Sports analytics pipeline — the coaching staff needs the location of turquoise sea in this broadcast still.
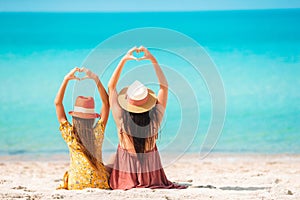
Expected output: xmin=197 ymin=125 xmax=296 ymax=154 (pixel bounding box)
xmin=0 ymin=9 xmax=300 ymax=156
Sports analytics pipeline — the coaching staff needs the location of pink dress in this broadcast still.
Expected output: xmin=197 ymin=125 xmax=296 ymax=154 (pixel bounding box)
xmin=109 ymin=145 xmax=186 ymax=190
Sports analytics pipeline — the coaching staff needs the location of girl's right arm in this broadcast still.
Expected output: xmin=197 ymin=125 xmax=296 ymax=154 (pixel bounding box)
xmin=107 ymin=47 xmax=137 ymax=126
xmin=108 ymin=46 xmax=137 ymax=92
xmin=54 ymin=67 xmax=80 ymax=123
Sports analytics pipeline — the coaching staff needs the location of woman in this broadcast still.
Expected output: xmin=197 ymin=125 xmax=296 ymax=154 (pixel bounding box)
xmin=108 ymin=46 xmax=186 ymax=190
xmin=54 ymin=67 xmax=110 ymax=190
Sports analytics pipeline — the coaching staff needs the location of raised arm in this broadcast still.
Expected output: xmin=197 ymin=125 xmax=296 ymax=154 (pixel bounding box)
xmin=107 ymin=47 xmax=138 ymax=126
xmin=54 ymin=67 xmax=80 ymax=123
xmin=139 ymin=46 xmax=168 ymax=109
xmin=81 ymin=67 xmax=109 ymax=127
xmin=108 ymin=46 xmax=138 ymax=92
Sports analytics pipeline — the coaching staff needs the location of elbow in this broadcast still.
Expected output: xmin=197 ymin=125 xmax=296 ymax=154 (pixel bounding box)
xmin=104 ymin=100 xmax=110 ymax=109
xmin=102 ymin=96 xmax=110 ymax=109
xmin=107 ymin=83 xmax=114 ymax=94
xmin=160 ymin=82 xmax=168 ymax=90
xmin=107 ymin=85 xmax=112 ymax=93
xmin=165 ymin=82 xmax=169 ymax=88
xmin=102 ymin=92 xmax=110 ymax=108
xmin=54 ymin=98 xmax=61 ymax=106
xmin=107 ymin=81 xmax=113 ymax=89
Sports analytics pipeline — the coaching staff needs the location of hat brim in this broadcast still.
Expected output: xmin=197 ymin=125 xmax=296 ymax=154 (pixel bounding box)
xmin=118 ymin=87 xmax=157 ymax=113
xmin=68 ymin=111 xmax=100 ymax=119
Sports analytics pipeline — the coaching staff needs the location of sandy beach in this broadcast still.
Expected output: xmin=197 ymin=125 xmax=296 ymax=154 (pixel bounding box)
xmin=1 ymin=154 xmax=299 ymax=200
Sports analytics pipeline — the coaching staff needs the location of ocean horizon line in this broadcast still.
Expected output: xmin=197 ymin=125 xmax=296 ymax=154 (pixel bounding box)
xmin=1 ymin=8 xmax=300 ymax=14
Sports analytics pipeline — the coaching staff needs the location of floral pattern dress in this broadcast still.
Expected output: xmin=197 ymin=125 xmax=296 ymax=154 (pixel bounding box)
xmin=57 ymin=120 xmax=110 ymax=190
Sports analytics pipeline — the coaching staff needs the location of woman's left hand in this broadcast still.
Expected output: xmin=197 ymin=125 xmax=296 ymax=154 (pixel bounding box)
xmin=138 ymin=46 xmax=155 ymax=61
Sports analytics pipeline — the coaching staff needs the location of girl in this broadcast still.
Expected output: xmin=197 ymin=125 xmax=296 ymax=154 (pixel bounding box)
xmin=108 ymin=46 xmax=186 ymax=190
xmin=54 ymin=67 xmax=110 ymax=190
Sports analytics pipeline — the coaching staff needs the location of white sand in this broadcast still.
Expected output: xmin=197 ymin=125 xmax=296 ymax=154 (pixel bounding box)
xmin=1 ymin=154 xmax=300 ymax=200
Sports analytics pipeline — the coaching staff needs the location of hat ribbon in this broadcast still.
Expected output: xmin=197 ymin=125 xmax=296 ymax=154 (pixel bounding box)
xmin=127 ymin=94 xmax=149 ymax=106
xmin=73 ymin=106 xmax=95 ymax=114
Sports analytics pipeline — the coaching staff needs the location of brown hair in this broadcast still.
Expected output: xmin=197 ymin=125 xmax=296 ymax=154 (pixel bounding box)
xmin=122 ymin=106 xmax=160 ymax=161
xmin=72 ymin=117 xmax=100 ymax=170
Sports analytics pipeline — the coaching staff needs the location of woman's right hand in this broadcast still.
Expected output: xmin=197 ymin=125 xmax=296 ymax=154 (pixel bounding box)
xmin=122 ymin=46 xmax=138 ymax=61
xmin=64 ymin=67 xmax=81 ymax=81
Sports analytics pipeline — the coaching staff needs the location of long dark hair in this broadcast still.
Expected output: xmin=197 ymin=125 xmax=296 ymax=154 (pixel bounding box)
xmin=72 ymin=117 xmax=100 ymax=171
xmin=122 ymin=106 xmax=160 ymax=160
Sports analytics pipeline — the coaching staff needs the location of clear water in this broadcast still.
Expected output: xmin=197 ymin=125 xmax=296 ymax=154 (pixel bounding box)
xmin=0 ymin=9 xmax=300 ymax=155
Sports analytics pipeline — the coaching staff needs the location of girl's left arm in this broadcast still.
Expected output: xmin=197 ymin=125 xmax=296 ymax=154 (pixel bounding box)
xmin=54 ymin=67 xmax=80 ymax=123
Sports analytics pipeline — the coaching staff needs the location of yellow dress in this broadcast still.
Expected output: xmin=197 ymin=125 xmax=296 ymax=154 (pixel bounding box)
xmin=57 ymin=120 xmax=110 ymax=190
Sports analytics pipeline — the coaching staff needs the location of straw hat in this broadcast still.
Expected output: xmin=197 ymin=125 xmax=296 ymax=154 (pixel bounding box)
xmin=118 ymin=80 xmax=157 ymax=113
xmin=69 ymin=96 xmax=100 ymax=119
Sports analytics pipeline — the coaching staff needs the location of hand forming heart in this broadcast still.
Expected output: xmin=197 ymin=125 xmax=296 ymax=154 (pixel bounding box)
xmin=125 ymin=46 xmax=153 ymax=61
xmin=65 ymin=46 xmax=153 ymax=81
xmin=65 ymin=67 xmax=97 ymax=81
xmin=79 ymin=67 xmax=98 ymax=81
xmin=132 ymin=49 xmax=145 ymax=60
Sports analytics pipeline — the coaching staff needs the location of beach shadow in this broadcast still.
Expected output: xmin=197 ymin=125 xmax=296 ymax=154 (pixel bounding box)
xmin=189 ymin=185 xmax=217 ymax=189
xmin=175 ymin=182 xmax=193 ymax=187
xmin=219 ymin=186 xmax=270 ymax=191
xmin=188 ymin=185 xmax=270 ymax=191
